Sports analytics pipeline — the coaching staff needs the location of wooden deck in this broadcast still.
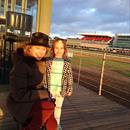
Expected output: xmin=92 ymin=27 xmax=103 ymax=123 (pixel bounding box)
xmin=0 ymin=83 xmax=130 ymax=130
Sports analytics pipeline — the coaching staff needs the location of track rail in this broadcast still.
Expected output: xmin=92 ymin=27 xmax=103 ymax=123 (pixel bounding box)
xmin=73 ymin=69 xmax=130 ymax=108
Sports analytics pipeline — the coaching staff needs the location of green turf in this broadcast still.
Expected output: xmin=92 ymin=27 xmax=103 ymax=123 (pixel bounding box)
xmin=71 ymin=56 xmax=102 ymax=68
xmin=71 ymin=55 xmax=130 ymax=78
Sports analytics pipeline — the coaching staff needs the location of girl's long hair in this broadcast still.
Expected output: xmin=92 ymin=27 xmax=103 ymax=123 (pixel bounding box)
xmin=51 ymin=38 xmax=67 ymax=59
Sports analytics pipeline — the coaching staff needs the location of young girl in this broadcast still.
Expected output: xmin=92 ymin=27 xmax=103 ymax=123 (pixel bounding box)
xmin=46 ymin=39 xmax=73 ymax=130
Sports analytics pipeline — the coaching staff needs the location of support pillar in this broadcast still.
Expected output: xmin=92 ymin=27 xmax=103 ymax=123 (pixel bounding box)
xmin=11 ymin=0 xmax=16 ymax=12
xmin=22 ymin=0 xmax=27 ymax=13
xmin=0 ymin=0 xmax=1 ymax=15
xmin=36 ymin=0 xmax=52 ymax=35
xmin=4 ymin=0 xmax=8 ymax=17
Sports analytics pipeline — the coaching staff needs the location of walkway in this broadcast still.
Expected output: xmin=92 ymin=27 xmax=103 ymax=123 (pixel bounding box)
xmin=0 ymin=83 xmax=130 ymax=130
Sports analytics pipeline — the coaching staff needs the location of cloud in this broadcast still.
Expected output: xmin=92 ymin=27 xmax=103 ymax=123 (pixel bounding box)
xmin=50 ymin=0 xmax=130 ymax=38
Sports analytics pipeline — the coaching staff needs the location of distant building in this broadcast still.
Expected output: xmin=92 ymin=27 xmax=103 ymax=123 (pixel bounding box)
xmin=0 ymin=0 xmax=36 ymax=34
xmin=67 ymin=33 xmax=130 ymax=51
xmin=80 ymin=33 xmax=113 ymax=49
xmin=66 ymin=33 xmax=113 ymax=50
xmin=112 ymin=34 xmax=130 ymax=49
xmin=80 ymin=33 xmax=113 ymax=44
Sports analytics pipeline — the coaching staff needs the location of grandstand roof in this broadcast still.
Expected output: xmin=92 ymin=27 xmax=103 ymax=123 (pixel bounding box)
xmin=79 ymin=33 xmax=113 ymax=37
xmin=80 ymin=33 xmax=113 ymax=43
xmin=115 ymin=34 xmax=130 ymax=36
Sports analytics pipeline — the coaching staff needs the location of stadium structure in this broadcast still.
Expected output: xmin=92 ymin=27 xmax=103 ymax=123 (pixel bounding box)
xmin=80 ymin=33 xmax=113 ymax=49
xmin=106 ymin=34 xmax=130 ymax=55
xmin=111 ymin=34 xmax=130 ymax=49
xmin=66 ymin=33 xmax=130 ymax=55
xmin=66 ymin=33 xmax=113 ymax=50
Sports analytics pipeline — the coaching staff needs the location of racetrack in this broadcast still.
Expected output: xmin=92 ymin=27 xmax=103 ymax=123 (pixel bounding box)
xmin=71 ymin=50 xmax=130 ymax=108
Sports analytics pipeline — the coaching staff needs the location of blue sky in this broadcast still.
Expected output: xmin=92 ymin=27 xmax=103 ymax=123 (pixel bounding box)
xmin=50 ymin=0 xmax=130 ymax=38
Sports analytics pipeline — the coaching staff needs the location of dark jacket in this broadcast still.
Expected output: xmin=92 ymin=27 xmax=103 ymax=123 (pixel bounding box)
xmin=6 ymin=48 xmax=48 ymax=124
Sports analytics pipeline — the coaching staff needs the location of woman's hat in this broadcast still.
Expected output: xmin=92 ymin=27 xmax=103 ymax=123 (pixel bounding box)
xmin=29 ymin=32 xmax=50 ymax=48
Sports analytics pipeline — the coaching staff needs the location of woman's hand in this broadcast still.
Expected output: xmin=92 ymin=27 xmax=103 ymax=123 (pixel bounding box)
xmin=31 ymin=89 xmax=49 ymax=100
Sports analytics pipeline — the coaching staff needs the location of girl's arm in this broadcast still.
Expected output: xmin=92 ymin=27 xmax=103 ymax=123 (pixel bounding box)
xmin=66 ymin=63 xmax=73 ymax=96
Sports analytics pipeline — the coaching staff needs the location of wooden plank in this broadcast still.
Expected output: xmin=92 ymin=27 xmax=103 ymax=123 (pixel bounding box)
xmin=0 ymin=83 xmax=130 ymax=130
xmin=61 ymin=84 xmax=130 ymax=130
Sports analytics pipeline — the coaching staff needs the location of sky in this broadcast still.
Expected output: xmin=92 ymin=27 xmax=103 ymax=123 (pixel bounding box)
xmin=50 ymin=0 xmax=130 ymax=38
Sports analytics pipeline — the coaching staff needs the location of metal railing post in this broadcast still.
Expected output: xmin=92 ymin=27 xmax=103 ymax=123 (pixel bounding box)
xmin=77 ymin=41 xmax=82 ymax=87
xmin=99 ymin=51 xmax=106 ymax=95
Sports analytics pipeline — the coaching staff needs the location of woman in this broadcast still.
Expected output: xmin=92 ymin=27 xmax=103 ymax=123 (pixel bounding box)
xmin=6 ymin=32 xmax=57 ymax=130
xmin=45 ymin=39 xmax=73 ymax=130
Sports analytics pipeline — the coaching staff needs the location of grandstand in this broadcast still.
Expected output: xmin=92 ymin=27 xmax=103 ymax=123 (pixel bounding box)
xmin=112 ymin=34 xmax=130 ymax=49
xmin=66 ymin=33 xmax=113 ymax=50
xmin=66 ymin=33 xmax=130 ymax=54
xmin=80 ymin=33 xmax=113 ymax=50
xmin=80 ymin=33 xmax=112 ymax=44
